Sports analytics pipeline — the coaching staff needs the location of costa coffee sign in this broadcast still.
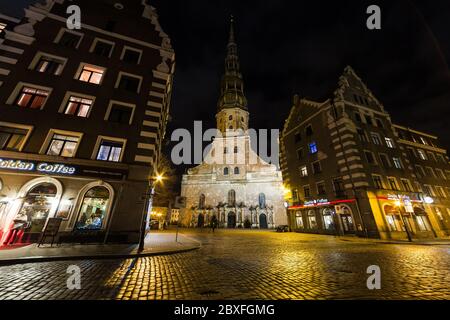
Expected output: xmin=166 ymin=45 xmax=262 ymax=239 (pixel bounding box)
xmin=0 ymin=158 xmax=76 ymax=175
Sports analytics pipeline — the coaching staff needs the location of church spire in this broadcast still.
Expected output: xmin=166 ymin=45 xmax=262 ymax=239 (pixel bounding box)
xmin=217 ymin=16 xmax=248 ymax=112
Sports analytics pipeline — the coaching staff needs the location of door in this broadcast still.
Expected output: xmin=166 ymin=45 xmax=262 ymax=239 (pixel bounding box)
xmin=227 ymin=212 xmax=236 ymax=228
xmin=197 ymin=214 xmax=204 ymax=228
xmin=340 ymin=214 xmax=355 ymax=234
xmin=259 ymin=213 xmax=268 ymax=229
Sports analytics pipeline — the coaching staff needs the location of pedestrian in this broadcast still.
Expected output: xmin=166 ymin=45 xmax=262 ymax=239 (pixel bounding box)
xmin=211 ymin=215 xmax=218 ymax=233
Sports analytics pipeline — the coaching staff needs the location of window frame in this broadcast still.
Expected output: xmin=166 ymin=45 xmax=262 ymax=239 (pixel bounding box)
xmin=104 ymin=100 xmax=136 ymax=125
xmin=115 ymin=71 xmax=143 ymax=93
xmin=372 ymin=175 xmax=384 ymax=189
xmin=89 ymin=38 xmax=115 ymax=58
xmin=28 ymin=52 xmax=68 ymax=76
xmin=54 ymin=28 xmax=84 ymax=49
xmin=40 ymin=129 xmax=83 ymax=158
xmin=58 ymin=91 xmax=96 ymax=118
xmin=120 ymin=46 xmax=143 ymax=64
xmin=75 ymin=63 xmax=106 ymax=85
xmin=0 ymin=121 xmax=33 ymax=152
xmin=300 ymin=165 xmax=308 ymax=177
xmin=92 ymin=136 xmax=127 ymax=163
xmin=7 ymin=82 xmax=52 ymax=110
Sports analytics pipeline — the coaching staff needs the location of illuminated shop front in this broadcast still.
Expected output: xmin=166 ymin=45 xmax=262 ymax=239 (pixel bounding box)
xmin=0 ymin=156 xmax=127 ymax=246
xmin=288 ymin=199 xmax=358 ymax=236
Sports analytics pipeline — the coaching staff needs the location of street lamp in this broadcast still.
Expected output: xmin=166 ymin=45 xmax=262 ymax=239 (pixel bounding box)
xmin=138 ymin=173 xmax=165 ymax=252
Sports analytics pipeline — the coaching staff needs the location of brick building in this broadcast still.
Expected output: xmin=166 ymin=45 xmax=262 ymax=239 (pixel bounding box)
xmin=0 ymin=0 xmax=175 ymax=245
xmin=281 ymin=66 xmax=450 ymax=240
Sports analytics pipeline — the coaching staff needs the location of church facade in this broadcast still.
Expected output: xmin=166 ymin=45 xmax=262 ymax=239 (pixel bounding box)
xmin=180 ymin=21 xmax=287 ymax=229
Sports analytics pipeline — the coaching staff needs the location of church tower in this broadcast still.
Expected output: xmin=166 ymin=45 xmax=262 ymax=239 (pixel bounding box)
xmin=216 ymin=17 xmax=249 ymax=136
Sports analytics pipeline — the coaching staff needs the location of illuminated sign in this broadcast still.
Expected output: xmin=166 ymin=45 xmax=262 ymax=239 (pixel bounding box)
xmin=304 ymin=199 xmax=329 ymax=207
xmin=0 ymin=158 xmax=76 ymax=175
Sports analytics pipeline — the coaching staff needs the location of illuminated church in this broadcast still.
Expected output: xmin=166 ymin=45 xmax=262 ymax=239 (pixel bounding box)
xmin=180 ymin=20 xmax=287 ymax=229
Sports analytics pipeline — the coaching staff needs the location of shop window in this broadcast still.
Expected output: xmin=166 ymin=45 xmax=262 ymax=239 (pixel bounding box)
xmin=322 ymin=209 xmax=334 ymax=230
xmin=16 ymin=183 xmax=57 ymax=233
xmin=46 ymin=133 xmax=79 ymax=157
xmin=384 ymin=205 xmax=403 ymax=232
xmin=15 ymin=86 xmax=50 ymax=109
xmin=0 ymin=125 xmax=29 ymax=151
xmin=415 ymin=215 xmax=429 ymax=231
xmin=64 ymin=95 xmax=93 ymax=117
xmin=307 ymin=211 xmax=317 ymax=229
xmin=295 ymin=212 xmax=304 ymax=229
xmin=96 ymin=139 xmax=124 ymax=162
xmin=75 ymin=186 xmax=110 ymax=230
xmin=121 ymin=47 xmax=142 ymax=64
xmin=77 ymin=64 xmax=105 ymax=84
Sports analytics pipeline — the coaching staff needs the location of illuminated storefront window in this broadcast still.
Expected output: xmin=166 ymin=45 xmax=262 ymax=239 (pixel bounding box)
xmin=384 ymin=205 xmax=404 ymax=232
xmin=16 ymin=183 xmax=57 ymax=233
xmin=295 ymin=212 xmax=303 ymax=229
xmin=75 ymin=186 xmax=110 ymax=230
xmin=307 ymin=210 xmax=317 ymax=229
xmin=322 ymin=208 xmax=334 ymax=230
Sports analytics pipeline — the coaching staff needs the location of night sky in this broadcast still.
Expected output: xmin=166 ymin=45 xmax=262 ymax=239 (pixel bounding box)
xmin=2 ymin=0 xmax=450 ymax=159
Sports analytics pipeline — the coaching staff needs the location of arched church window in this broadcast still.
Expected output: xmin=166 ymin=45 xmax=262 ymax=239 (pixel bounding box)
xmin=234 ymin=146 xmax=238 ymax=153
xmin=234 ymin=167 xmax=240 ymax=174
xmin=199 ymin=194 xmax=205 ymax=209
xmin=229 ymin=115 xmax=233 ymax=120
xmin=258 ymin=193 xmax=266 ymax=209
xmin=228 ymin=190 xmax=236 ymax=206
xmin=224 ymin=167 xmax=229 ymax=175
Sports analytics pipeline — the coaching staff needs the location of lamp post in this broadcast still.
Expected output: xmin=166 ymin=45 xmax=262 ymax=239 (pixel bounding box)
xmin=138 ymin=174 xmax=164 ymax=252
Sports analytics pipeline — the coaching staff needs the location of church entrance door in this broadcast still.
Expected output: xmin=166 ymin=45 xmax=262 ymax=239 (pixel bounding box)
xmin=227 ymin=212 xmax=236 ymax=228
xmin=197 ymin=214 xmax=205 ymax=228
xmin=259 ymin=213 xmax=268 ymax=229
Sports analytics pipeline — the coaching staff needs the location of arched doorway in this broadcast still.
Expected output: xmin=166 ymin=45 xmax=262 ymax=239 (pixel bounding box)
xmin=197 ymin=213 xmax=205 ymax=228
xmin=227 ymin=212 xmax=236 ymax=228
xmin=74 ymin=186 xmax=110 ymax=230
xmin=13 ymin=182 xmax=58 ymax=243
xmin=339 ymin=205 xmax=355 ymax=234
xmin=413 ymin=207 xmax=432 ymax=232
xmin=259 ymin=213 xmax=268 ymax=229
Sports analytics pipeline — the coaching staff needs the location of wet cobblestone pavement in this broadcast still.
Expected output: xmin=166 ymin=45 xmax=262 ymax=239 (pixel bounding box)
xmin=0 ymin=230 xmax=449 ymax=300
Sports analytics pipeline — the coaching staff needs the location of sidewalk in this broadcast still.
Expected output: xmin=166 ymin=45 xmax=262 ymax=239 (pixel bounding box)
xmin=0 ymin=231 xmax=201 ymax=266
xmin=337 ymin=235 xmax=450 ymax=246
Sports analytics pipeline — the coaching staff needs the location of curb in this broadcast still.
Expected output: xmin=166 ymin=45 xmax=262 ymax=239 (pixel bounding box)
xmin=338 ymin=238 xmax=450 ymax=246
xmin=0 ymin=244 xmax=200 ymax=267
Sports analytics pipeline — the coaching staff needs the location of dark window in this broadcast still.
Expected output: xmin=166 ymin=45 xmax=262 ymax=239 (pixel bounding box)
xmin=118 ymin=75 xmax=140 ymax=92
xmin=234 ymin=146 xmax=238 ymax=153
xmin=93 ymin=40 xmax=113 ymax=57
xmin=234 ymin=167 xmax=240 ymax=174
xmin=388 ymin=177 xmax=398 ymax=191
xmin=0 ymin=126 xmax=28 ymax=151
xmin=296 ymin=148 xmax=304 ymax=160
xmin=64 ymin=96 xmax=93 ymax=118
xmin=59 ymin=32 xmax=82 ymax=48
xmin=333 ymin=178 xmax=344 ymax=192
xmin=199 ymin=194 xmax=205 ymax=209
xmin=401 ymin=180 xmax=412 ymax=192
xmin=357 ymin=129 xmax=367 ymax=142
xmin=224 ymin=167 xmax=229 ymax=175
xmin=96 ymin=140 xmax=124 ymax=162
xmin=228 ymin=190 xmax=236 ymax=206
xmin=303 ymin=185 xmax=311 ymax=198
xmin=366 ymin=116 xmax=374 ymax=125
xmin=365 ymin=151 xmax=375 ymax=164
xmin=317 ymin=183 xmax=326 ymax=196
xmin=355 ymin=113 xmax=362 ymax=123
xmin=373 ymin=176 xmax=383 ymax=189
xmin=108 ymin=104 xmax=133 ymax=124
xmin=305 ymin=125 xmax=313 ymax=136
xmin=15 ymin=86 xmax=50 ymax=109
xmin=379 ymin=154 xmax=390 ymax=168
xmin=35 ymin=57 xmax=64 ymax=75
xmin=294 ymin=132 xmax=301 ymax=143
xmin=312 ymin=161 xmax=322 ymax=174
xmin=122 ymin=49 xmax=141 ymax=64
xmin=376 ymin=118 xmax=384 ymax=128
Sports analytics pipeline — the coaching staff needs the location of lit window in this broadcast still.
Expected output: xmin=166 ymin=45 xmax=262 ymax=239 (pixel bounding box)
xmin=0 ymin=126 xmax=28 ymax=151
xmin=47 ymin=134 xmax=79 ymax=157
xmin=307 ymin=211 xmax=317 ymax=229
xmin=309 ymin=142 xmax=318 ymax=154
xmin=322 ymin=209 xmax=334 ymax=230
xmin=78 ymin=64 xmax=105 ymax=84
xmin=423 ymin=185 xmax=433 ymax=197
xmin=75 ymin=186 xmax=110 ymax=230
xmin=393 ymin=157 xmax=403 ymax=169
xmin=385 ymin=138 xmax=395 ymax=148
xmin=35 ymin=56 xmax=65 ymax=75
xmin=420 ymin=137 xmax=428 ymax=145
xmin=417 ymin=149 xmax=427 ymax=160
xmin=300 ymin=166 xmax=308 ymax=177
xmin=365 ymin=151 xmax=376 ymax=164
xmin=15 ymin=86 xmax=50 ymax=109
xmin=64 ymin=96 xmax=93 ymax=117
xmin=0 ymin=23 xmax=6 ymax=33
xmin=96 ymin=140 xmax=124 ymax=162
xmin=295 ymin=212 xmax=304 ymax=229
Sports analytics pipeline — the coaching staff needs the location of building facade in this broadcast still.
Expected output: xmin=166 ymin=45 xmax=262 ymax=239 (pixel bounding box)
xmin=0 ymin=0 xmax=175 ymax=245
xmin=281 ymin=66 xmax=450 ymax=240
xmin=180 ymin=21 xmax=287 ymax=229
